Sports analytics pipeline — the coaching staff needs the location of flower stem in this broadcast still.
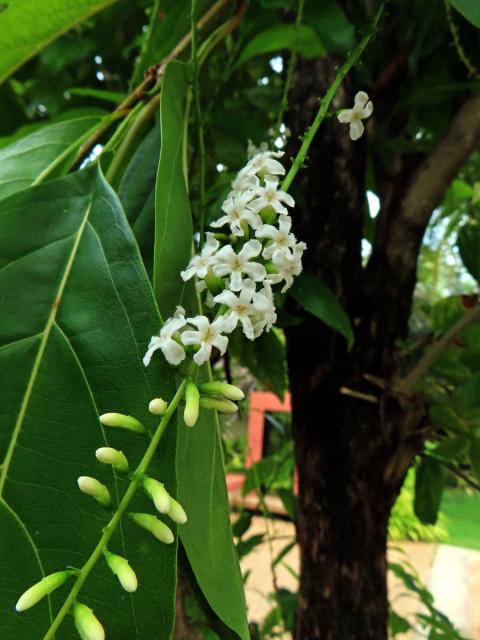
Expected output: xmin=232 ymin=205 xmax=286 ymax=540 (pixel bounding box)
xmin=42 ymin=379 xmax=187 ymax=640
xmin=281 ymin=4 xmax=384 ymax=193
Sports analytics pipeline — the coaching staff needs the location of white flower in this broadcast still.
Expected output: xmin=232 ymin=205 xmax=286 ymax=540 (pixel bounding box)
xmin=214 ymin=279 xmax=256 ymax=339
xmin=181 ymin=316 xmax=229 ymax=365
xmin=211 ymin=191 xmax=262 ymax=236
xmin=249 ymin=176 xmax=295 ymax=215
xmin=245 ymin=150 xmax=285 ymax=177
xmin=231 ymin=167 xmax=259 ymax=194
xmin=143 ymin=306 xmax=187 ymax=367
xmin=337 ymin=91 xmax=373 ymax=141
xmin=181 ymin=234 xmax=219 ymax=281
xmin=251 ymin=281 xmax=277 ymax=337
xmin=213 ymin=239 xmax=266 ymax=291
xmin=256 ymin=215 xmax=297 ymax=259
xmin=268 ymin=242 xmax=307 ymax=292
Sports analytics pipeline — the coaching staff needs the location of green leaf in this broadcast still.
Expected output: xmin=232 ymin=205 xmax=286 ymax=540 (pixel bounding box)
xmin=235 ymin=24 xmax=326 ymax=68
xmin=67 ymin=87 xmax=125 ymax=104
xmin=290 ymin=272 xmax=354 ymax=348
xmin=236 ymin=533 xmax=265 ymax=560
xmin=414 ymin=458 xmax=444 ymax=525
xmin=448 ymin=0 xmax=480 ymax=28
xmin=434 ymin=436 xmax=470 ymax=461
xmin=0 ymin=0 xmax=119 ymax=85
xmin=389 ymin=610 xmax=411 ymax=636
xmin=230 ymin=329 xmax=288 ymax=400
xmin=304 ymin=0 xmax=355 ymax=53
xmin=0 ymin=168 xmax=178 ymax=639
xmin=469 ymin=439 xmax=480 ymax=480
xmin=177 ymin=396 xmax=249 ymax=640
xmin=153 ymin=60 xmax=193 ymax=318
xmin=0 ymin=116 xmax=103 ymax=200
xmin=458 ymin=221 xmax=480 ymax=283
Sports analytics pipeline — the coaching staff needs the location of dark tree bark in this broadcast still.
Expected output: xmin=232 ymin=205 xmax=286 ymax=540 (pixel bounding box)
xmin=284 ymin=54 xmax=480 ymax=640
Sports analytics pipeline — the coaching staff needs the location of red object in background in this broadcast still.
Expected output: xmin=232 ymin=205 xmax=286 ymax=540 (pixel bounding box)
xmin=226 ymin=391 xmax=298 ymax=494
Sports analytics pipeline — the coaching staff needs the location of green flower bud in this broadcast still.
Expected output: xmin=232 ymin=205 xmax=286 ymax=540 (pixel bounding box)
xmin=143 ymin=477 xmax=171 ymax=513
xmin=167 ymin=497 xmax=187 ymax=525
xmin=148 ymin=398 xmax=168 ymax=415
xmin=74 ymin=603 xmax=105 ymax=640
xmin=204 ymin=270 xmax=225 ymax=296
xmin=184 ymin=380 xmax=200 ymax=427
xmin=77 ymin=476 xmax=111 ymax=508
xmin=104 ymin=550 xmax=138 ymax=593
xmin=99 ymin=412 xmax=145 ymax=434
xmin=259 ymin=205 xmax=277 ymax=224
xmin=16 ymin=570 xmax=73 ymax=612
xmin=129 ymin=513 xmax=174 ymax=544
xmin=199 ymin=397 xmax=239 ymax=414
xmin=264 ymin=261 xmax=278 ymax=274
xmin=198 ymin=381 xmax=245 ymax=401
xmin=95 ymin=447 xmax=129 ymax=473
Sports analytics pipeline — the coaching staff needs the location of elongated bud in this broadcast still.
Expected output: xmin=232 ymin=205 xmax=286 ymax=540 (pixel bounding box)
xmin=143 ymin=477 xmax=171 ymax=513
xmin=264 ymin=261 xmax=278 ymax=274
xmin=199 ymin=397 xmax=239 ymax=414
xmin=95 ymin=447 xmax=129 ymax=473
xmin=74 ymin=603 xmax=105 ymax=640
xmin=198 ymin=381 xmax=245 ymax=401
xmin=149 ymin=398 xmax=168 ymax=415
xmin=16 ymin=570 xmax=73 ymax=612
xmin=129 ymin=513 xmax=174 ymax=544
xmin=104 ymin=550 xmax=138 ymax=593
xmin=184 ymin=380 xmax=200 ymax=427
xmin=167 ymin=497 xmax=187 ymax=525
xmin=99 ymin=412 xmax=145 ymax=434
xmin=77 ymin=476 xmax=111 ymax=508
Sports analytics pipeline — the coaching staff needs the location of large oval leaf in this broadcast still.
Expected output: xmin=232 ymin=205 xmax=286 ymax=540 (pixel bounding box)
xmin=0 ymin=168 xmax=178 ymax=639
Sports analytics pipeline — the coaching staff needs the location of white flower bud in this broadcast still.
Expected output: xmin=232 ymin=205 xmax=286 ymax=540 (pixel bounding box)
xmin=104 ymin=550 xmax=138 ymax=593
xmin=16 ymin=570 xmax=73 ymax=612
xmin=98 ymin=412 xmax=145 ymax=434
xmin=74 ymin=603 xmax=105 ymax=640
xmin=143 ymin=477 xmax=171 ymax=513
xmin=167 ymin=497 xmax=187 ymax=525
xmin=77 ymin=476 xmax=111 ymax=508
xmin=198 ymin=381 xmax=245 ymax=401
xmin=184 ymin=381 xmax=200 ymax=427
xmin=148 ymin=398 xmax=168 ymax=415
xmin=199 ymin=397 xmax=239 ymax=414
xmin=129 ymin=513 xmax=174 ymax=544
xmin=95 ymin=447 xmax=129 ymax=473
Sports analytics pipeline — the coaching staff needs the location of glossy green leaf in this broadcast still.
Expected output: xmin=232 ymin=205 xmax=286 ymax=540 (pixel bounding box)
xmin=0 ymin=0 xmax=118 ymax=85
xmin=153 ymin=60 xmax=192 ymax=318
xmin=414 ymin=458 xmax=444 ymax=525
xmin=448 ymin=0 xmax=480 ymax=28
xmin=0 ymin=168 xmax=178 ymax=639
xmin=458 ymin=221 xmax=480 ymax=283
xmin=0 ymin=116 xmax=103 ymax=199
xmin=290 ymin=272 xmax=354 ymax=348
xmin=235 ymin=24 xmax=326 ymax=68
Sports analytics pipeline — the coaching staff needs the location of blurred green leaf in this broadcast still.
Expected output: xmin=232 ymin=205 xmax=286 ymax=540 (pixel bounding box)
xmin=68 ymin=87 xmax=124 ymax=103
xmin=469 ymin=439 xmax=480 ymax=480
xmin=290 ymin=272 xmax=354 ymax=348
xmin=304 ymin=0 xmax=355 ymax=53
xmin=458 ymin=221 xmax=480 ymax=283
xmin=448 ymin=0 xmax=480 ymax=28
xmin=236 ymin=533 xmax=265 ymax=560
xmin=414 ymin=458 xmax=444 ymax=525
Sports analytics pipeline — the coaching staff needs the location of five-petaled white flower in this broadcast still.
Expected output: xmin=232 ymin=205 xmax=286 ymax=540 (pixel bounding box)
xmin=337 ymin=91 xmax=373 ymax=141
xmin=181 ymin=233 xmax=219 ymax=281
xmin=211 ymin=191 xmax=262 ymax=236
xmin=249 ymin=176 xmax=295 ymax=215
xmin=256 ymin=214 xmax=297 ymax=259
xmin=214 ymin=279 xmax=256 ymax=339
xmin=245 ymin=150 xmax=285 ymax=177
xmin=213 ymin=239 xmax=266 ymax=291
xmin=251 ymin=281 xmax=277 ymax=337
xmin=143 ymin=307 xmax=187 ymax=366
xmin=231 ymin=167 xmax=259 ymax=194
xmin=181 ymin=316 xmax=229 ymax=365
xmin=268 ymin=242 xmax=307 ymax=292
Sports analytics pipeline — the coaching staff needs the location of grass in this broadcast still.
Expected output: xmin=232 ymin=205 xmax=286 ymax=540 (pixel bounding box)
xmin=441 ymin=489 xmax=480 ymax=551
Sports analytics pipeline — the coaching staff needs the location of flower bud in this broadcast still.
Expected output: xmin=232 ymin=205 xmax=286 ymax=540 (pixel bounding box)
xmin=99 ymin=412 xmax=145 ymax=434
xmin=143 ymin=477 xmax=171 ymax=513
xmin=16 ymin=570 xmax=73 ymax=612
xmin=204 ymin=270 xmax=225 ymax=296
xmin=167 ymin=497 xmax=187 ymax=525
xmin=129 ymin=513 xmax=174 ymax=544
xmin=104 ymin=550 xmax=138 ymax=593
xmin=148 ymin=398 xmax=168 ymax=415
xmin=95 ymin=447 xmax=129 ymax=473
xmin=184 ymin=380 xmax=200 ymax=427
xmin=77 ymin=476 xmax=111 ymax=508
xmin=259 ymin=205 xmax=276 ymax=224
xmin=198 ymin=381 xmax=245 ymax=401
xmin=74 ymin=603 xmax=105 ymax=640
xmin=264 ymin=261 xmax=278 ymax=274
xmin=199 ymin=397 xmax=239 ymax=414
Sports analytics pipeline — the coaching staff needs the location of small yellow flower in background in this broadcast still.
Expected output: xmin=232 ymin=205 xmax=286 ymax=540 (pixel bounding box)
xmin=337 ymin=91 xmax=373 ymax=140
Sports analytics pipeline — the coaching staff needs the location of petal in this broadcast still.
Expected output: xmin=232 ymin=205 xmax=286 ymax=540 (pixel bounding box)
xmin=181 ymin=330 xmax=201 ymax=346
xmin=162 ymin=339 xmax=186 ymax=366
xmin=361 ymin=100 xmax=373 ymax=119
xmin=239 ymin=316 xmax=255 ymax=340
xmin=256 ymin=224 xmax=277 ymax=240
xmin=193 ymin=343 xmax=212 ymax=366
xmin=221 ymin=312 xmax=239 ymax=334
xmin=239 ymin=279 xmax=256 ymax=303
xmin=229 ymin=271 xmax=243 ymax=291
xmin=349 ymin=120 xmax=364 ymax=141
xmin=244 ymin=261 xmax=267 ymax=282
xmin=187 ymin=315 xmax=210 ymax=331
xmin=211 ymin=333 xmax=228 ymax=355
xmin=239 ymin=239 xmax=262 ymax=260
xmin=180 ymin=266 xmax=196 ymax=281
xmin=354 ymin=91 xmax=369 ymax=110
xmin=278 ymin=215 xmax=292 ymax=234
xmin=210 ymin=215 xmax=229 ymax=229
xmin=143 ymin=337 xmax=162 ymax=366
xmin=213 ymin=290 xmax=238 ymax=308
xmin=278 ymin=191 xmax=295 ymax=208
xmin=337 ymin=109 xmax=353 ymax=123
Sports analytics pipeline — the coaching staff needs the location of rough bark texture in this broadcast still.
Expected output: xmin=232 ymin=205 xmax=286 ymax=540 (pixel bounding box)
xmin=285 ymin=55 xmax=480 ymax=640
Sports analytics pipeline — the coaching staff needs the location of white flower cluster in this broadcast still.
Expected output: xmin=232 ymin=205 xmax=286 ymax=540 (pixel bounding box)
xmin=144 ymin=150 xmax=306 ymax=368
